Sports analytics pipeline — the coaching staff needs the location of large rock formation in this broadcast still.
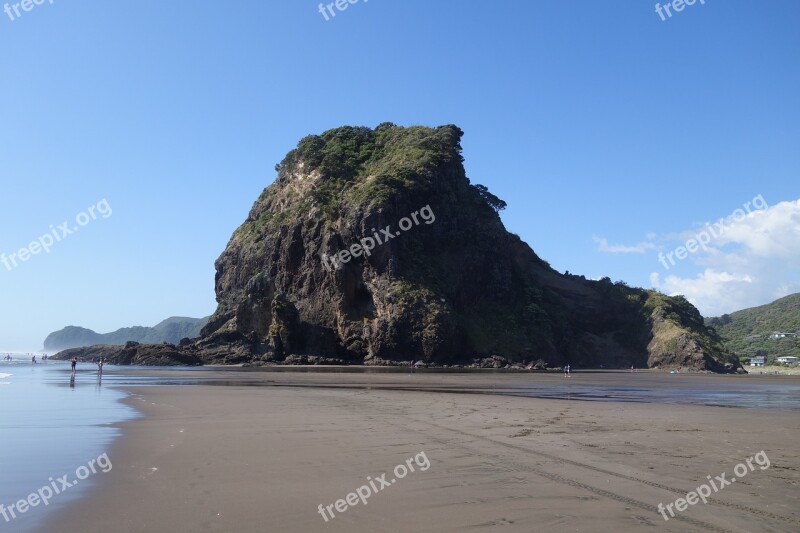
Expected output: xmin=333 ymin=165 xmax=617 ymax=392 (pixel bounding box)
xmin=55 ymin=124 xmax=742 ymax=372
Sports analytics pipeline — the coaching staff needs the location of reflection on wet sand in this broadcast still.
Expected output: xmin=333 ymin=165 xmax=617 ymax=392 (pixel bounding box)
xmin=51 ymin=367 xmax=800 ymax=410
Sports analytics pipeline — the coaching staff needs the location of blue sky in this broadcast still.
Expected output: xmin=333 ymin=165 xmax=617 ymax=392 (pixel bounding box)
xmin=1 ymin=0 xmax=798 ymax=351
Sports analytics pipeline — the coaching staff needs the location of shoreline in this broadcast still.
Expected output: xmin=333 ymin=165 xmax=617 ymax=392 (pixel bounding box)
xmin=0 ymin=362 xmax=136 ymax=533
xmin=32 ymin=354 xmax=799 ymax=373
xmin=37 ymin=371 xmax=800 ymax=532
xmin=72 ymin=366 xmax=800 ymax=410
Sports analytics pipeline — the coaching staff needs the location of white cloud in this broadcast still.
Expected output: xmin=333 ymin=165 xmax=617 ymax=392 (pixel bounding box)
xmin=593 ymin=236 xmax=656 ymax=254
xmin=714 ymin=199 xmax=800 ymax=257
xmin=593 ymin=195 xmax=800 ymax=316
xmin=646 ymin=198 xmax=800 ymax=315
xmin=650 ymin=270 xmax=758 ymax=316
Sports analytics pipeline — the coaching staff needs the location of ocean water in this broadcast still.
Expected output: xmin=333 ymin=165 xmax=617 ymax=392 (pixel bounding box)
xmin=0 ymin=359 xmax=136 ymax=532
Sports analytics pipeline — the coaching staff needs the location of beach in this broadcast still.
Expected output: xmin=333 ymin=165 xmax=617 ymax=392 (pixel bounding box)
xmin=36 ymin=370 xmax=800 ymax=532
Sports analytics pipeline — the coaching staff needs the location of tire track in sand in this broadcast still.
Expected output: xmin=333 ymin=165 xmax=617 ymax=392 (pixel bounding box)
xmin=413 ymin=418 xmax=797 ymax=528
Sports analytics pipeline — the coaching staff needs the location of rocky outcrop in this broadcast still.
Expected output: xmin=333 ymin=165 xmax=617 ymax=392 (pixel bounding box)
xmin=647 ymin=307 xmax=741 ymax=373
xmin=54 ymin=124 xmax=742 ymax=372
xmin=55 ymin=342 xmax=202 ymax=366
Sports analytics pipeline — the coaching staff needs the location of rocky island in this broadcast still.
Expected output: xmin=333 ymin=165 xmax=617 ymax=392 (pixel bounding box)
xmin=55 ymin=124 xmax=741 ymax=372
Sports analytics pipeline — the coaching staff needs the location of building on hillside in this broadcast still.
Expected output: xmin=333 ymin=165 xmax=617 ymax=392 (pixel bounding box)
xmin=770 ymin=332 xmax=797 ymax=339
xmin=749 ymin=356 xmax=766 ymax=367
xmin=776 ymin=356 xmax=799 ymax=364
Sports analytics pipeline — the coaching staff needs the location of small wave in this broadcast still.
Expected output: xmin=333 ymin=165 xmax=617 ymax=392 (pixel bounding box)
xmin=0 ymin=373 xmax=12 ymax=379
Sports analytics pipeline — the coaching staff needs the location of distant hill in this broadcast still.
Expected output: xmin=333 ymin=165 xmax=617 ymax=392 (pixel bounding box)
xmin=44 ymin=316 xmax=210 ymax=352
xmin=706 ymin=293 xmax=800 ymax=363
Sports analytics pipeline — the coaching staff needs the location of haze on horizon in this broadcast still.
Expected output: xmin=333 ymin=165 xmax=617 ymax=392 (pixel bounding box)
xmin=1 ymin=0 xmax=797 ymax=351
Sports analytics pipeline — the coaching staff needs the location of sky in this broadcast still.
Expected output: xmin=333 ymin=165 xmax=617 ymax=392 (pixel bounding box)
xmin=1 ymin=0 xmax=798 ymax=351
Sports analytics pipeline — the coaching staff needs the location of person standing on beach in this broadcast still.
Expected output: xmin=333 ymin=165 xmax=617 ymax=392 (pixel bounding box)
xmin=31 ymin=356 xmax=36 ymax=364
xmin=71 ymin=357 xmax=78 ymax=376
xmin=97 ymin=357 xmax=104 ymax=376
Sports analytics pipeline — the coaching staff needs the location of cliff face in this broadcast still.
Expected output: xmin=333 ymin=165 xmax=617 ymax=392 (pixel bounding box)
xmin=192 ymin=123 xmax=739 ymax=372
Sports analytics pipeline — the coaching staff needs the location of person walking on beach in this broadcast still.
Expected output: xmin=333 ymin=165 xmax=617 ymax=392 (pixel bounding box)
xmin=97 ymin=357 xmax=104 ymax=376
xmin=564 ymin=364 xmax=571 ymax=377
xmin=31 ymin=356 xmax=36 ymax=365
xmin=71 ymin=357 xmax=78 ymax=376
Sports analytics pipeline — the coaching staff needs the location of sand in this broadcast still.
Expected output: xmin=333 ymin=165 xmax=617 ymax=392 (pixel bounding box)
xmin=749 ymin=365 xmax=800 ymax=375
xmin=40 ymin=371 xmax=800 ymax=532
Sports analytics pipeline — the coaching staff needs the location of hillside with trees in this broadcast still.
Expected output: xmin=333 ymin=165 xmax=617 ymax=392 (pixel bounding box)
xmin=706 ymin=293 xmax=800 ymax=363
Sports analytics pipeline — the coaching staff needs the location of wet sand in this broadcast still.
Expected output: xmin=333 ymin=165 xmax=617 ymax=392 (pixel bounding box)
xmin=41 ymin=371 xmax=800 ymax=532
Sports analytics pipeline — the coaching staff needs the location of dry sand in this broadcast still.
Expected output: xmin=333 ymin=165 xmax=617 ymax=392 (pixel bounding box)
xmin=41 ymin=371 xmax=799 ymax=532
